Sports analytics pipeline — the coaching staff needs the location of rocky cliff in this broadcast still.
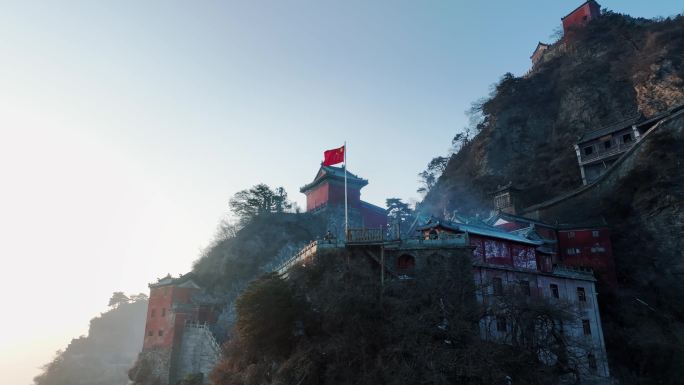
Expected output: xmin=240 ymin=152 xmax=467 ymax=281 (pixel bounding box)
xmin=423 ymin=12 xmax=684 ymax=215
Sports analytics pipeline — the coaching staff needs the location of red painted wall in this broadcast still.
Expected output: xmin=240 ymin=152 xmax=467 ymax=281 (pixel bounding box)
xmin=562 ymin=1 xmax=600 ymax=35
xmin=143 ymin=285 xmax=200 ymax=350
xmin=305 ymin=181 xmax=362 ymax=211
xmin=558 ymin=229 xmax=616 ymax=286
xmin=359 ymin=205 xmax=387 ymax=228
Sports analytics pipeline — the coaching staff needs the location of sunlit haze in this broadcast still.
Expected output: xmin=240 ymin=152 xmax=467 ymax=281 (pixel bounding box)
xmin=1 ymin=1 xmax=681 ymax=384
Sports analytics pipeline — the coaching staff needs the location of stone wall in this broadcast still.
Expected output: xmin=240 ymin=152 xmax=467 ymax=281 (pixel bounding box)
xmin=175 ymin=325 xmax=222 ymax=384
xmin=128 ymin=348 xmax=172 ymax=385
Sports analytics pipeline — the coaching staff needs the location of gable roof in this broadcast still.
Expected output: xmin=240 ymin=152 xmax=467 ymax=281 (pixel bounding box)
xmin=416 ymin=218 xmax=543 ymax=246
xmin=149 ymin=273 xmax=200 ymax=289
xmin=530 ymin=42 xmax=550 ymax=58
xmin=488 ymin=211 xmax=557 ymax=229
xmin=577 ymin=115 xmax=641 ymax=143
xmin=300 ymin=165 xmax=368 ymax=193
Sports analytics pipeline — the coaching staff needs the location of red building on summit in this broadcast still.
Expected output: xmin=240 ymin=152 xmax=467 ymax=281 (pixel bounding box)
xmin=562 ymin=0 xmax=601 ymax=36
xmin=300 ymin=165 xmax=387 ymax=228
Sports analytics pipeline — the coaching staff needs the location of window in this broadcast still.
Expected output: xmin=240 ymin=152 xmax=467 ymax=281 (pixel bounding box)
xmin=550 ymin=284 xmax=559 ymax=299
xmin=520 ymin=280 xmax=531 ymax=296
xmin=583 ymin=146 xmax=594 ymax=156
xmin=158 ymin=330 xmax=164 ymax=337
xmin=496 ymin=316 xmax=507 ymax=332
xmin=147 ymin=331 xmax=153 ymax=337
xmin=582 ymin=319 xmax=592 ymax=335
xmin=588 ymin=353 xmax=597 ymax=371
xmin=567 ymin=248 xmax=580 ymax=255
xmin=493 ymin=277 xmax=503 ymax=296
xmin=622 ymin=133 xmax=633 ymax=143
xmin=591 ymin=245 xmax=606 ymax=253
xmin=577 ymin=287 xmax=587 ymax=302
xmin=603 ymin=140 xmax=612 ymax=149
xmin=151 ymin=309 xmax=156 ymax=317
xmin=161 ymin=308 xmax=166 ymax=317
xmin=592 ymin=230 xmax=600 ymax=237
xmin=567 ymin=231 xmax=575 ymax=239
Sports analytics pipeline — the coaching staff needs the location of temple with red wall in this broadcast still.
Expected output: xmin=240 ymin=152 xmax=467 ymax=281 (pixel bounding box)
xmin=300 ymin=165 xmax=387 ymax=228
xmin=143 ymin=274 xmax=203 ymax=350
xmin=562 ymin=0 xmax=601 ymax=36
xmin=489 ymin=211 xmax=617 ymax=288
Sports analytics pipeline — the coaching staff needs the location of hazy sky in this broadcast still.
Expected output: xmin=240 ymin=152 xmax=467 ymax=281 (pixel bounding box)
xmin=0 ymin=1 xmax=681 ymax=384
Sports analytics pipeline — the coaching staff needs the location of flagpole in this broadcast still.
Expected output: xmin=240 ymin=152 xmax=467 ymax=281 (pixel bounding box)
xmin=344 ymin=141 xmax=348 ymax=239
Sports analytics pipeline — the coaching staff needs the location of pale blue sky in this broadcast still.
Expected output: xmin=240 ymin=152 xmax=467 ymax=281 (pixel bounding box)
xmin=0 ymin=1 xmax=681 ymax=384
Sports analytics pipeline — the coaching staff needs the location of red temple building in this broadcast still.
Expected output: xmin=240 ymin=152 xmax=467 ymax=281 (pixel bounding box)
xmin=300 ymin=165 xmax=387 ymax=228
xmin=488 ymin=211 xmax=617 ymax=288
xmin=414 ymin=217 xmax=611 ymax=381
xmin=562 ymin=0 xmax=601 ymax=36
xmin=133 ymin=274 xmax=221 ymax=385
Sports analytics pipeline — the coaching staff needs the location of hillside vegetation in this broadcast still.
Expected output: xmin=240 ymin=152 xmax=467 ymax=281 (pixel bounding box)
xmin=33 ymin=294 xmax=148 ymax=385
xmin=424 ymin=12 xmax=684 ymax=213
xmin=210 ymin=249 xmax=582 ymax=385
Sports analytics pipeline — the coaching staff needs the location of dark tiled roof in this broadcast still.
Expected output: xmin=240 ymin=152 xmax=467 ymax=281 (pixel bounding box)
xmin=416 ymin=219 xmax=543 ymax=246
xmin=578 ymin=115 xmax=641 ymax=143
xmin=530 ymin=42 xmax=550 ymax=58
xmin=300 ymin=165 xmax=368 ymax=192
xmin=149 ymin=273 xmax=199 ymax=289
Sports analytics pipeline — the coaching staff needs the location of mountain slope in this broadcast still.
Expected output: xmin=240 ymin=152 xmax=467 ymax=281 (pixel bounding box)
xmin=424 ymin=12 xmax=684 ymax=214
xmin=33 ymin=297 xmax=148 ymax=385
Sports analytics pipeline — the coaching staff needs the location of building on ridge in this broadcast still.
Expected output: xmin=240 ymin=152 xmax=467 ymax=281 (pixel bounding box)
xmin=131 ymin=274 xmax=221 ymax=385
xmin=300 ymin=165 xmax=387 ymax=229
xmin=530 ymin=42 xmax=550 ymax=67
xmin=562 ymin=0 xmax=601 ymax=37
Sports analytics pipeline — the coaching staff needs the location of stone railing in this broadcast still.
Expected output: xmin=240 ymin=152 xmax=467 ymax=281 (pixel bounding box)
xmin=184 ymin=320 xmax=222 ymax=356
xmin=275 ymin=240 xmax=321 ymax=276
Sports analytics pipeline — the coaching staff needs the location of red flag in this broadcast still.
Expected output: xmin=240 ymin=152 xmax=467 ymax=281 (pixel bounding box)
xmin=323 ymin=145 xmax=345 ymax=166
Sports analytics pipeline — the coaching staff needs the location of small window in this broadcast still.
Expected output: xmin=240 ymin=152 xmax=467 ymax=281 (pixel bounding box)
xmin=577 ymin=287 xmax=587 ymax=302
xmin=592 ymin=230 xmax=599 ymax=237
xmin=520 ymin=280 xmax=531 ymax=296
xmin=496 ymin=316 xmax=507 ymax=332
xmin=493 ymin=277 xmax=503 ymax=296
xmin=622 ymin=133 xmax=633 ymax=143
xmin=591 ymin=245 xmax=606 ymax=253
xmin=158 ymin=330 xmax=164 ymax=337
xmin=603 ymin=140 xmax=612 ymax=149
xmin=151 ymin=309 xmax=156 ymax=317
xmin=588 ymin=353 xmax=597 ymax=371
xmin=567 ymin=248 xmax=576 ymax=255
xmin=582 ymin=319 xmax=592 ymax=335
xmin=550 ymin=284 xmax=559 ymax=299
xmin=583 ymin=146 xmax=594 ymax=156
xmin=568 ymin=231 xmax=575 ymax=239
xmin=161 ymin=308 xmax=166 ymax=317
xmin=147 ymin=330 xmax=153 ymax=337
xmin=429 ymin=230 xmax=438 ymax=240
